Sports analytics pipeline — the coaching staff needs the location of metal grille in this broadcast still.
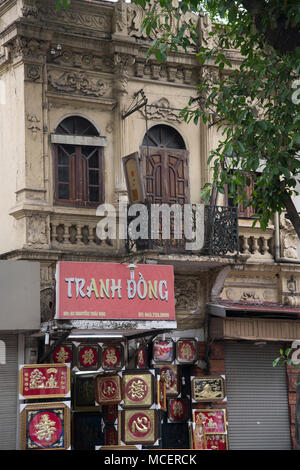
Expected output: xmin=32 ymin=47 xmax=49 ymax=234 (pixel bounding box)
xmin=0 ymin=334 xmax=18 ymax=450
xmin=126 ymin=204 xmax=239 ymax=257
xmin=225 ymin=341 xmax=291 ymax=450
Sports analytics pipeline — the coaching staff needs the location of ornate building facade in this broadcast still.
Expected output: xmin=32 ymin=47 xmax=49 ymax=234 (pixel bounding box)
xmin=0 ymin=0 xmax=300 ymax=450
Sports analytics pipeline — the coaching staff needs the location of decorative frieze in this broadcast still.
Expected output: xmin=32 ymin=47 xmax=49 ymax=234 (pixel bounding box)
xmin=139 ymin=97 xmax=184 ymax=123
xmin=48 ymin=69 xmax=111 ymax=98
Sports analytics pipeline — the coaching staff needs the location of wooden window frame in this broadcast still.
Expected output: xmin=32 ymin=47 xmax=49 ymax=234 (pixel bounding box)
xmin=54 ymin=144 xmax=104 ymax=208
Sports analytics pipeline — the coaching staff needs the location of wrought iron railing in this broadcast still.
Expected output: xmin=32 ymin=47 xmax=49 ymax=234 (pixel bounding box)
xmin=126 ymin=204 xmax=239 ymax=257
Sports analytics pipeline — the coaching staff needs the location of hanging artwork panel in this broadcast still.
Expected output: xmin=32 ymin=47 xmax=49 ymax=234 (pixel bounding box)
xmin=101 ymin=344 xmax=124 ymax=370
xmin=192 ymin=423 xmax=207 ymax=450
xmin=167 ymin=398 xmax=189 ymax=423
xmin=191 ymin=376 xmax=225 ymax=402
xmin=52 ymin=344 xmax=72 ymax=364
xmin=121 ymin=409 xmax=158 ymax=445
xmin=72 ymin=412 xmax=103 ymax=450
xmin=76 ymin=344 xmax=101 ymax=371
xmin=20 ymin=402 xmax=70 ymax=450
xmin=152 ymin=337 xmax=174 ymax=364
xmin=102 ymin=404 xmax=118 ymax=423
xmin=136 ymin=345 xmax=148 ymax=369
xmin=74 ymin=374 xmax=98 ymax=411
xmin=19 ymin=363 xmax=70 ymax=400
xmin=157 ymin=376 xmax=167 ymax=411
xmin=123 ymin=371 xmax=154 ymax=408
xmin=192 ymin=409 xmax=227 ymax=434
xmin=205 ymin=433 xmax=228 ymax=450
xmin=95 ymin=374 xmax=122 ymax=405
xmin=158 ymin=365 xmax=180 ymax=396
xmin=176 ymin=338 xmax=197 ymax=364
xmin=104 ymin=426 xmax=118 ymax=446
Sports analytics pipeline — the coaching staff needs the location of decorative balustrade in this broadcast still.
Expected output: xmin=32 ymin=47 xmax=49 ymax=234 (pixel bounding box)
xmin=238 ymin=225 xmax=274 ymax=260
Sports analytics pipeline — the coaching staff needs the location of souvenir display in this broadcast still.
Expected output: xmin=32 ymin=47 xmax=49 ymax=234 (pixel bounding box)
xmin=102 ymin=404 xmax=118 ymax=423
xmin=192 ymin=409 xmax=227 ymax=434
xmin=167 ymin=398 xmax=189 ymax=423
xmin=191 ymin=376 xmax=225 ymax=402
xmin=73 ymin=374 xmax=98 ymax=411
xmin=176 ymin=338 xmax=197 ymax=364
xmin=152 ymin=338 xmax=174 ymax=364
xmin=157 ymin=377 xmax=167 ymax=411
xmin=102 ymin=344 xmax=124 ymax=370
xmin=52 ymin=344 xmax=72 ymax=364
xmin=206 ymin=433 xmax=228 ymax=450
xmin=136 ymin=345 xmax=148 ymax=369
xmin=192 ymin=423 xmax=207 ymax=450
xmin=158 ymin=365 xmax=180 ymax=396
xmin=123 ymin=371 xmax=154 ymax=408
xmin=19 ymin=363 xmax=70 ymax=400
xmin=72 ymin=412 xmax=102 ymax=450
xmin=104 ymin=426 xmax=118 ymax=446
xmin=95 ymin=374 xmax=122 ymax=405
xmin=20 ymin=402 xmax=70 ymax=450
xmin=121 ymin=409 xmax=158 ymax=445
xmin=76 ymin=344 xmax=101 ymax=371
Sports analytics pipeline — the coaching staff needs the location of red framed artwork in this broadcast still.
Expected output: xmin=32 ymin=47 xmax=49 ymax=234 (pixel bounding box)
xmin=192 ymin=409 xmax=227 ymax=434
xmin=167 ymin=398 xmax=189 ymax=423
xmin=192 ymin=424 xmax=207 ymax=450
xmin=95 ymin=374 xmax=122 ymax=405
xmin=104 ymin=426 xmax=118 ymax=446
xmin=76 ymin=344 xmax=101 ymax=371
xmin=121 ymin=409 xmax=158 ymax=445
xmin=158 ymin=365 xmax=180 ymax=396
xmin=136 ymin=345 xmax=148 ymax=369
xmin=102 ymin=344 xmax=124 ymax=370
xmin=176 ymin=338 xmax=198 ymax=364
xmin=123 ymin=371 xmax=154 ymax=408
xmin=191 ymin=376 xmax=225 ymax=402
xmin=157 ymin=377 xmax=167 ymax=411
xmin=102 ymin=404 xmax=118 ymax=423
xmin=52 ymin=344 xmax=72 ymax=364
xmin=205 ymin=433 xmax=228 ymax=450
xmin=152 ymin=338 xmax=174 ymax=364
xmin=20 ymin=402 xmax=70 ymax=450
xmin=19 ymin=364 xmax=70 ymax=399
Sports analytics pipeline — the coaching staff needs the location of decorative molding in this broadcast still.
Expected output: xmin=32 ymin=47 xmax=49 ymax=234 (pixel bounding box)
xmin=139 ymin=97 xmax=184 ymax=123
xmin=48 ymin=69 xmax=110 ymax=98
xmin=27 ymin=114 xmax=41 ymax=139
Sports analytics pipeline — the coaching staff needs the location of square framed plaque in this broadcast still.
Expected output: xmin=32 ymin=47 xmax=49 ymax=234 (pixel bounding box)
xmin=205 ymin=433 xmax=228 ymax=450
xmin=95 ymin=374 xmax=122 ymax=405
xmin=152 ymin=337 xmax=174 ymax=364
xmin=76 ymin=344 xmax=101 ymax=371
xmin=191 ymin=376 xmax=225 ymax=402
xmin=121 ymin=409 xmax=158 ymax=445
xmin=167 ymin=397 xmax=189 ymax=423
xmin=52 ymin=344 xmax=73 ymax=364
xmin=20 ymin=402 xmax=70 ymax=450
xmin=123 ymin=370 xmax=154 ymax=408
xmin=101 ymin=344 xmax=124 ymax=370
xmin=19 ymin=363 xmax=70 ymax=400
xmin=158 ymin=365 xmax=180 ymax=396
xmin=73 ymin=374 xmax=98 ymax=411
xmin=176 ymin=338 xmax=198 ymax=364
xmin=192 ymin=409 xmax=227 ymax=434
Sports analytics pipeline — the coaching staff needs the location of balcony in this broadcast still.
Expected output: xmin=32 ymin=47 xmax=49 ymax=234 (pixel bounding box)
xmin=126 ymin=204 xmax=239 ymax=257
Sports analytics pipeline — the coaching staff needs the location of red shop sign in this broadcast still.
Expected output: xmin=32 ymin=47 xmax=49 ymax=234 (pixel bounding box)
xmin=55 ymin=262 xmax=175 ymax=321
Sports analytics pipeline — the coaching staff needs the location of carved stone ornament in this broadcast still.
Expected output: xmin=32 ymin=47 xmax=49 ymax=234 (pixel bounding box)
xmin=280 ymin=214 xmax=298 ymax=259
xmin=25 ymin=63 xmax=42 ymax=82
xmin=48 ymin=70 xmax=109 ymax=98
xmin=8 ymin=37 xmax=48 ymax=63
xmin=26 ymin=214 xmax=48 ymax=246
xmin=27 ymin=115 xmax=41 ymax=139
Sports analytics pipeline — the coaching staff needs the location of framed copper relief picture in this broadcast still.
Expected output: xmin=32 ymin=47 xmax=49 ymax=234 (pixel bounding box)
xmin=158 ymin=365 xmax=180 ymax=396
xmin=191 ymin=376 xmax=225 ymax=402
xmin=102 ymin=344 xmax=124 ymax=370
xmin=76 ymin=344 xmax=101 ymax=371
xmin=136 ymin=345 xmax=148 ymax=369
xmin=167 ymin=398 xmax=189 ymax=423
xmin=52 ymin=344 xmax=72 ymax=364
xmin=121 ymin=409 xmax=158 ymax=445
xmin=176 ymin=338 xmax=197 ymax=364
xmin=95 ymin=374 xmax=122 ymax=405
xmin=20 ymin=402 xmax=70 ymax=450
xmin=19 ymin=363 xmax=70 ymax=400
xmin=74 ymin=374 xmax=98 ymax=411
xmin=192 ymin=409 xmax=227 ymax=434
xmin=152 ymin=338 xmax=174 ymax=364
xmin=157 ymin=377 xmax=167 ymax=411
xmin=192 ymin=423 xmax=207 ymax=450
xmin=205 ymin=433 xmax=228 ymax=450
xmin=123 ymin=371 xmax=154 ymax=408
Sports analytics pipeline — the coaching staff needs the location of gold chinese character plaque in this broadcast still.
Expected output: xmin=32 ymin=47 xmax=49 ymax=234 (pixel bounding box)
xmin=121 ymin=409 xmax=157 ymax=445
xmin=123 ymin=371 xmax=154 ymax=408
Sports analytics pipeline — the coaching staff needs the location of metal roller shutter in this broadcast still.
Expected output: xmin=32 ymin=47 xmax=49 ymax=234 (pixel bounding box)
xmin=225 ymin=341 xmax=291 ymax=450
xmin=0 ymin=334 xmax=18 ymax=450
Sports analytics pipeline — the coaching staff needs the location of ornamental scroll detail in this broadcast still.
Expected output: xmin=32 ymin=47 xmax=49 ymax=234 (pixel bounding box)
xmin=48 ymin=70 xmax=109 ymax=98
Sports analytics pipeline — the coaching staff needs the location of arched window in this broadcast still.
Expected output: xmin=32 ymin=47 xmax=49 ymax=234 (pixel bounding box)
xmin=51 ymin=116 xmax=105 ymax=207
xmin=0 ymin=340 xmax=6 ymax=365
xmin=141 ymin=124 xmax=189 ymax=204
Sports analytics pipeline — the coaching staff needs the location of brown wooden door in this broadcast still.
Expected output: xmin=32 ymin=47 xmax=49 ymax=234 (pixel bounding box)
xmin=141 ymin=147 xmax=189 ymax=204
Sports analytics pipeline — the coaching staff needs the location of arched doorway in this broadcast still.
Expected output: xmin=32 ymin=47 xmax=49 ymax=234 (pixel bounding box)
xmin=141 ymin=124 xmax=189 ymax=204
